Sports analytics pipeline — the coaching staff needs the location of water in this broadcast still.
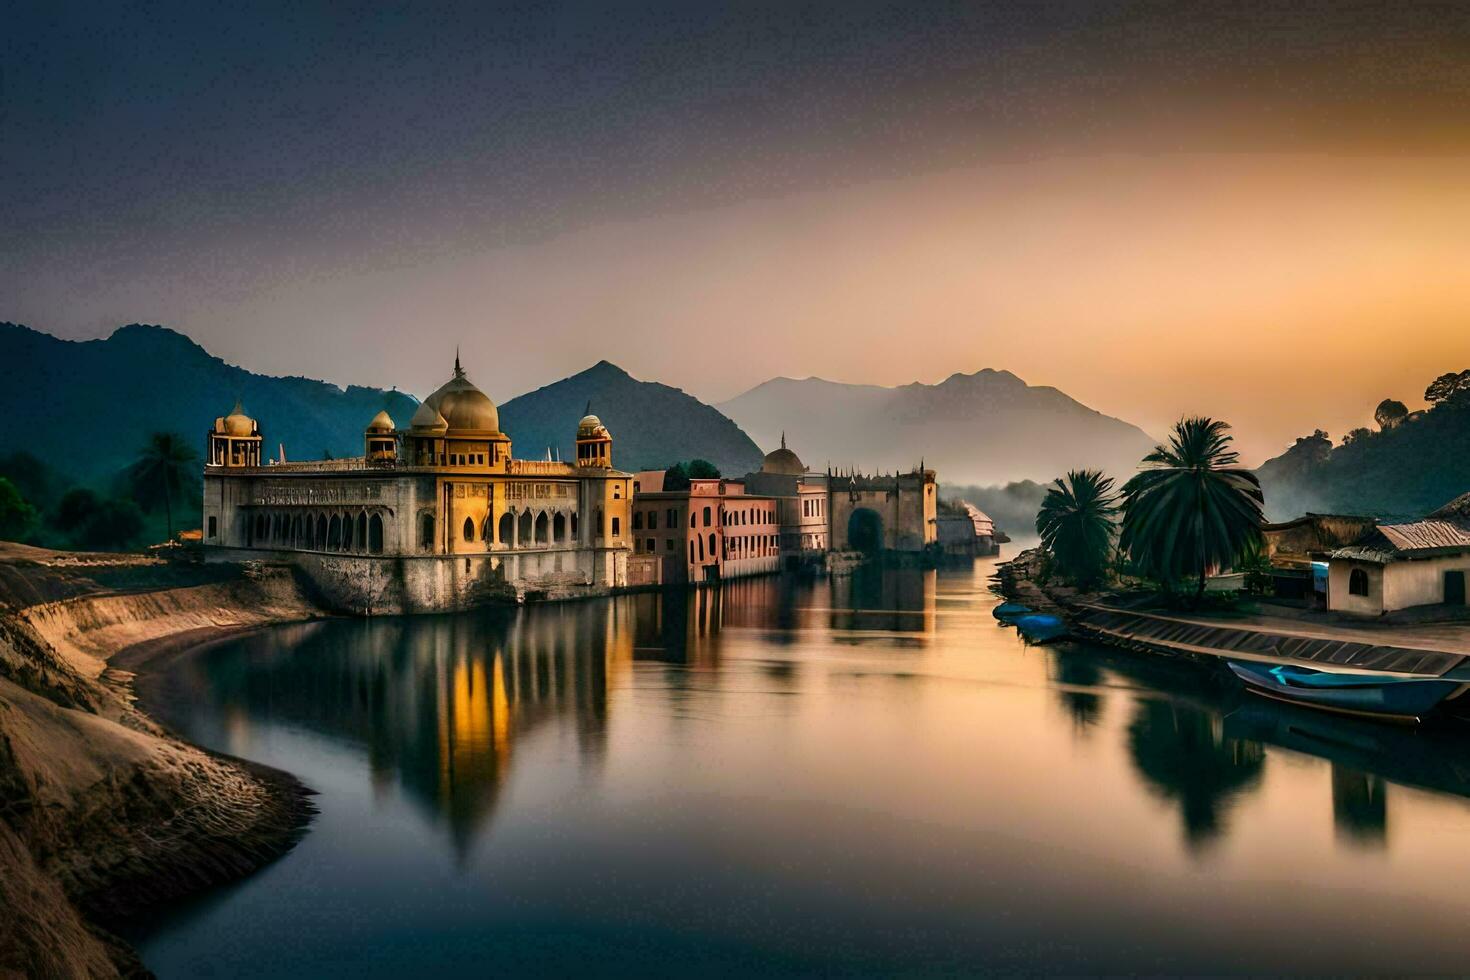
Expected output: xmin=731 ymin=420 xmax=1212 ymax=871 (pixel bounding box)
xmin=127 ymin=559 xmax=1470 ymax=975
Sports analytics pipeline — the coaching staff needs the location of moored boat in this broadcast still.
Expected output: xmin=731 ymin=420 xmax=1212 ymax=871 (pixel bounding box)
xmin=1013 ymin=613 xmax=1068 ymax=644
xmin=1226 ymin=660 xmax=1466 ymax=723
xmin=992 ymin=602 xmax=1031 ymax=621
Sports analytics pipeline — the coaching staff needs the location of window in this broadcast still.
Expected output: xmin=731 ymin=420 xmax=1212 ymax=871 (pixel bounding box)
xmin=208 ymin=516 xmax=217 ymax=538
xmin=1349 ymin=568 xmax=1369 ymax=596
xmin=708 ymin=533 xmax=716 ymax=558
xmin=633 ymin=511 xmax=644 ymax=530
xmin=667 ymin=508 xmax=676 ymax=528
xmin=666 ymin=539 xmax=675 ymax=551
xmin=646 ymin=538 xmax=655 ymax=552
xmin=649 ymin=512 xmax=658 ymax=530
xmin=420 ymin=513 xmax=436 ymax=550
xmin=611 ymin=517 xmax=621 ymax=537
xmin=703 ymin=506 xmax=711 ymax=527
xmin=463 ymin=517 xmax=475 ymax=542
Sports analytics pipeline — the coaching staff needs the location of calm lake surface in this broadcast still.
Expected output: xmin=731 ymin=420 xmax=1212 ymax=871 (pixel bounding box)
xmin=129 ymin=558 xmax=1470 ymax=975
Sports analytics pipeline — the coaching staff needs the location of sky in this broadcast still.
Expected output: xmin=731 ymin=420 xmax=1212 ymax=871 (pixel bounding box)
xmin=4 ymin=1 xmax=1470 ymax=464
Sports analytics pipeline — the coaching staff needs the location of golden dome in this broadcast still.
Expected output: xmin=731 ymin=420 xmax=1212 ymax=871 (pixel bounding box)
xmin=217 ymin=400 xmax=257 ymax=437
xmin=423 ymin=355 xmax=501 ymax=434
xmin=577 ymin=413 xmax=610 ymax=439
xmin=365 ymin=409 xmax=395 ymax=433
xmin=410 ymin=400 xmax=448 ymax=433
xmin=760 ymin=433 xmax=805 ymax=476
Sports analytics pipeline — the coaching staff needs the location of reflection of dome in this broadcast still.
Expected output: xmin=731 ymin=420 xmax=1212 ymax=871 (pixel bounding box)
xmin=219 ymin=400 xmax=257 ymax=436
xmin=410 ymin=400 xmax=448 ymax=433
xmin=760 ymin=433 xmax=804 ymax=475
xmin=365 ymin=410 xmax=395 ymax=433
xmin=423 ymin=356 xmax=500 ymax=433
xmin=577 ymin=413 xmax=610 ymax=439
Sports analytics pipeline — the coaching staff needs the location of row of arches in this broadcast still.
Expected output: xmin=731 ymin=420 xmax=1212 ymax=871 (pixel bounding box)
xmin=422 ymin=508 xmax=582 ymax=552
xmin=250 ymin=509 xmax=386 ymax=555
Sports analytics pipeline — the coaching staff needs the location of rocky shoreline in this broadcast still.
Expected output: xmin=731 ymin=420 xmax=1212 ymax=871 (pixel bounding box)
xmin=0 ymin=544 xmax=327 ymax=978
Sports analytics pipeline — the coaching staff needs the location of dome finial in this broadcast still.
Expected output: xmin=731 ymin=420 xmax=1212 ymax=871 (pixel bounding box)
xmin=585 ymin=399 xmax=592 ymax=416
xmin=453 ymin=346 xmax=464 ymax=380
xmin=781 ymin=430 xmax=786 ymax=450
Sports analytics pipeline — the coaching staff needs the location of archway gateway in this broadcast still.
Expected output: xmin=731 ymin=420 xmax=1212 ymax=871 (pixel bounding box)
xmin=847 ymin=507 xmax=884 ymax=555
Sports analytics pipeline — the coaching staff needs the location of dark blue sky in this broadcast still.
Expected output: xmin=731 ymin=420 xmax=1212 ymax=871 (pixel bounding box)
xmin=4 ymin=1 xmax=1468 ymax=455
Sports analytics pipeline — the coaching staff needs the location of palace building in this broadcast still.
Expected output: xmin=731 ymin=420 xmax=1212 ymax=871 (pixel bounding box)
xmin=202 ymin=355 xmax=637 ymax=613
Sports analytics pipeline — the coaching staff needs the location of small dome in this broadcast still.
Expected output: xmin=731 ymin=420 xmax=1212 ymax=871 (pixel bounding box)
xmin=423 ymin=355 xmax=500 ymax=433
xmin=365 ymin=410 xmax=395 ymax=433
xmin=760 ymin=433 xmax=804 ymax=475
xmin=410 ymin=400 xmax=448 ymax=433
xmin=577 ymin=413 xmax=610 ymax=439
xmin=218 ymin=400 xmax=257 ymax=437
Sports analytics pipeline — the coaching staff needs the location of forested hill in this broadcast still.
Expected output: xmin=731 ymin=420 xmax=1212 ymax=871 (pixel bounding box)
xmin=1257 ymin=387 xmax=1470 ymax=522
xmin=0 ymin=323 xmax=419 ymax=485
xmin=498 ymin=361 xmax=763 ymax=476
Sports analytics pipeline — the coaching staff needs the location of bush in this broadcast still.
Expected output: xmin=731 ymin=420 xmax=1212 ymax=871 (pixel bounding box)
xmin=0 ymin=477 xmax=39 ymax=542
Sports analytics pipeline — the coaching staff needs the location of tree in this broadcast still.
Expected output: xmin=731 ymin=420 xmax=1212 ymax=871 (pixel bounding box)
xmin=0 ymin=478 xmax=39 ymax=542
xmin=1034 ymin=470 xmax=1119 ymax=588
xmin=53 ymin=487 xmax=101 ymax=533
xmin=126 ymin=432 xmax=199 ymax=542
xmin=77 ymin=498 xmax=145 ymax=550
xmin=1374 ymin=398 xmax=1408 ymax=430
xmin=1119 ymin=417 xmax=1265 ymax=602
xmin=1425 ymin=370 xmax=1470 ymax=405
xmin=662 ymin=459 xmax=721 ymax=492
xmin=1341 ymin=427 xmax=1372 ymax=446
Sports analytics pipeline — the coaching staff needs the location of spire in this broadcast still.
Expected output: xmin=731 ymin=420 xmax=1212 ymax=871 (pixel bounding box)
xmin=231 ymin=397 xmax=244 ymax=415
xmin=453 ymin=346 xmax=465 ymax=380
xmin=584 ymin=399 xmax=592 ymax=417
xmin=781 ymin=431 xmax=787 ymax=450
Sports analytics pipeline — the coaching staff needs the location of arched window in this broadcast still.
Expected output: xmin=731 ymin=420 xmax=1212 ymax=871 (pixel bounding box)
xmin=1349 ymin=568 xmax=1369 ymax=596
xmin=703 ymin=506 xmax=711 ymax=527
xmin=328 ymin=515 xmax=342 ymax=550
xmin=519 ymin=509 xmax=533 ymax=545
xmin=697 ymin=535 xmax=704 ymax=561
xmin=316 ymin=514 xmax=328 ymax=550
xmin=355 ymin=512 xmax=367 ymax=552
xmin=535 ymin=511 xmax=549 ymax=544
xmin=368 ymin=514 xmax=384 ymax=554
xmin=708 ymin=533 xmax=716 ymax=558
xmin=498 ymin=512 xmax=514 ymax=546
xmin=553 ymin=512 xmax=566 ymax=542
xmin=420 ymin=513 xmax=436 ymax=551
xmin=463 ymin=516 xmax=475 ymax=542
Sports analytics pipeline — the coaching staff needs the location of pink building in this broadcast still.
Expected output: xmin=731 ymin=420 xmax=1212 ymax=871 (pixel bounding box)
xmin=631 ymin=473 xmax=780 ymax=584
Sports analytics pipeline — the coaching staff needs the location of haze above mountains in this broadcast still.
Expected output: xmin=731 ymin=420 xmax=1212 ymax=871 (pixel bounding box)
xmin=719 ymin=371 xmax=1158 ymax=486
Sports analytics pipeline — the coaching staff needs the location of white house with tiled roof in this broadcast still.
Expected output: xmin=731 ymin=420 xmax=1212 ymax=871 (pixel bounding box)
xmin=1328 ymin=493 xmax=1470 ymax=616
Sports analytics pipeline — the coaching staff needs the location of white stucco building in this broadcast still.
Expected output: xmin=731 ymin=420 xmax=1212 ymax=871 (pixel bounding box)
xmin=1328 ymin=493 xmax=1470 ymax=616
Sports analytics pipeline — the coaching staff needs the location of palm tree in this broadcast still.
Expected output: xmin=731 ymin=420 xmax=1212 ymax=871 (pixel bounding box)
xmin=128 ymin=432 xmax=199 ymax=543
xmin=1035 ymin=469 xmax=1119 ymax=588
xmin=1119 ymin=417 xmax=1264 ymax=602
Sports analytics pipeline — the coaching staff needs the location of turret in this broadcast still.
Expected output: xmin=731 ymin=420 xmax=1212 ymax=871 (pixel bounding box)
xmin=365 ymin=410 xmax=397 ymax=462
xmin=208 ymin=399 xmax=263 ymax=467
xmin=575 ymin=403 xmax=612 ymax=468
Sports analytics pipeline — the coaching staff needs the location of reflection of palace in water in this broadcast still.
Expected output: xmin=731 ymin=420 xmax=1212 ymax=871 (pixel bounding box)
xmin=197 ymin=603 xmax=634 ymax=852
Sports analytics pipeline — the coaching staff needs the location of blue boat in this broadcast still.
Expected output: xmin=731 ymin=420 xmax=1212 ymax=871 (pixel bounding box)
xmin=1013 ymin=613 xmax=1068 ymax=644
xmin=992 ymin=602 xmax=1032 ymax=621
xmin=1226 ymin=660 xmax=1466 ymax=722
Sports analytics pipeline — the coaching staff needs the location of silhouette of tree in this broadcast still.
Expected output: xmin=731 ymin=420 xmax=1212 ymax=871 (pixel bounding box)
xmin=1120 ymin=418 xmax=1264 ymax=602
xmin=1374 ymin=398 xmax=1408 ymax=430
xmin=1035 ymin=469 xmax=1118 ymax=588
xmin=0 ymin=477 xmax=39 ymax=542
xmin=53 ymin=487 xmax=100 ymax=533
xmin=1425 ymin=370 xmax=1470 ymax=405
xmin=126 ymin=432 xmax=199 ymax=542
xmin=77 ymin=498 xmax=145 ymax=550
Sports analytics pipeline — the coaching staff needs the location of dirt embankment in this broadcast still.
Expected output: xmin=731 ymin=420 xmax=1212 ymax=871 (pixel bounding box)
xmin=0 ymin=545 xmax=326 ymax=978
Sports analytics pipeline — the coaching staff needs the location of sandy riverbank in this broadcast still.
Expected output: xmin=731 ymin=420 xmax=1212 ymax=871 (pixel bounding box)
xmin=0 ymin=544 xmax=327 ymax=978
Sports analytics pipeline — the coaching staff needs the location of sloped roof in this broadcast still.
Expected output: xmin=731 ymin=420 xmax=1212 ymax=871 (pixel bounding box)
xmin=1332 ymin=496 xmax=1470 ymax=563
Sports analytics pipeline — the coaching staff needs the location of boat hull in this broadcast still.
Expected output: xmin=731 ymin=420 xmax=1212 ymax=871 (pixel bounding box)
xmin=1227 ymin=660 xmax=1460 ymax=722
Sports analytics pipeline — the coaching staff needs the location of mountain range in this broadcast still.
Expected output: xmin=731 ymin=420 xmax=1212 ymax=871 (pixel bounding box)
xmin=0 ymin=324 xmax=763 ymax=486
xmin=718 ymin=370 xmax=1158 ymax=486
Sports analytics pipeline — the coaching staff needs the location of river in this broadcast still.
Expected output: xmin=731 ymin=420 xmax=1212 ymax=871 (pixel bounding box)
xmin=125 ymin=558 xmax=1470 ymax=975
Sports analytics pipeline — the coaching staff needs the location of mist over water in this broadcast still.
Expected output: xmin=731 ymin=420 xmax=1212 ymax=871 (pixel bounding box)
xmin=128 ymin=560 xmax=1470 ymax=975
